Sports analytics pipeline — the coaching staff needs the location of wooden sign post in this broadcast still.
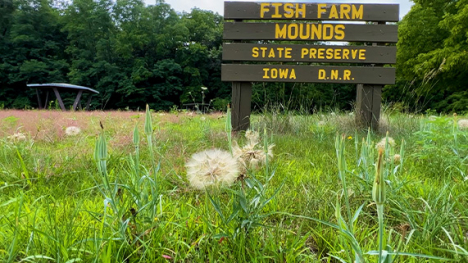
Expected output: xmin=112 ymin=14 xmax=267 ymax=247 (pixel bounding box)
xmin=222 ymin=2 xmax=399 ymax=131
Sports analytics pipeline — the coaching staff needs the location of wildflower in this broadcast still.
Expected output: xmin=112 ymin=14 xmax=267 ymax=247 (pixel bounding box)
xmin=65 ymin=126 xmax=81 ymax=136
xmin=318 ymin=121 xmax=326 ymax=127
xmin=458 ymin=119 xmax=468 ymax=130
xmin=162 ymin=255 xmax=172 ymax=259
xmin=232 ymin=130 xmax=274 ymax=172
xmin=347 ymin=136 xmax=352 ymax=140
xmin=376 ymin=136 xmax=395 ymax=151
xmin=200 ymin=117 xmax=206 ymax=121
xmin=428 ymin=115 xmax=437 ymax=121
xmin=201 ymin=86 xmax=208 ymax=91
xmin=185 ymin=149 xmax=239 ymax=189
xmin=7 ymin=132 xmax=26 ymax=142
xmin=393 ymin=154 xmax=401 ymax=163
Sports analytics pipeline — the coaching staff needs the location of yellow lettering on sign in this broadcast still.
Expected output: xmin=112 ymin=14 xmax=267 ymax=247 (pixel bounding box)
xmin=260 ymin=3 xmax=270 ymax=18
xmin=271 ymin=68 xmax=278 ymax=78
xmin=263 ymin=68 xmax=270 ymax=79
xmin=318 ymin=48 xmax=325 ymax=59
xmin=260 ymin=47 xmax=267 ymax=57
xmin=352 ymin=49 xmax=358 ymax=59
xmin=343 ymin=49 xmax=350 ymax=59
xmin=271 ymin=3 xmax=282 ymax=18
xmin=318 ymin=69 xmax=326 ymax=79
xmin=311 ymin=24 xmax=321 ymax=39
xmin=326 ymin=49 xmax=333 ymax=59
xmin=331 ymin=70 xmax=339 ymax=80
xmin=283 ymin=3 xmax=294 ymax=18
xmin=290 ymin=69 xmax=296 ymax=79
xmin=329 ymin=5 xmax=339 ymax=19
xmin=323 ymin=24 xmax=334 ymax=40
xmin=301 ymin=48 xmax=308 ymax=59
xmin=268 ymin=48 xmax=275 ymax=58
xmin=277 ymin=47 xmax=284 ymax=58
xmin=263 ymin=68 xmax=297 ymax=79
xmin=318 ymin=69 xmax=354 ymax=81
xmin=352 ymin=5 xmax=364 ymax=19
xmin=296 ymin=4 xmax=306 ymax=18
xmin=359 ymin=49 xmax=366 ymax=60
xmin=310 ymin=48 xmax=317 ymax=58
xmin=259 ymin=3 xmax=306 ymax=19
xmin=334 ymin=49 xmax=341 ymax=59
xmin=335 ymin=24 xmax=345 ymax=40
xmin=315 ymin=4 xmax=364 ymax=20
xmin=340 ymin=4 xmax=351 ymax=19
xmin=299 ymin=24 xmax=310 ymax=39
xmin=275 ymin=23 xmax=347 ymax=40
xmin=288 ymin=23 xmax=298 ymax=39
xmin=344 ymin=70 xmax=351 ymax=80
xmin=285 ymin=48 xmax=292 ymax=58
xmin=317 ymin=4 xmax=327 ymax=19
xmin=279 ymin=68 xmax=288 ymax=78
xmin=252 ymin=47 xmax=259 ymax=58
xmin=276 ymin=24 xmax=287 ymax=38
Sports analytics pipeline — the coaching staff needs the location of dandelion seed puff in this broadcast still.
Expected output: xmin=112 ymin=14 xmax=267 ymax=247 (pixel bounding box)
xmin=317 ymin=121 xmax=326 ymax=127
xmin=7 ymin=132 xmax=26 ymax=142
xmin=393 ymin=154 xmax=401 ymax=163
xmin=65 ymin=126 xmax=81 ymax=136
xmin=458 ymin=119 xmax=468 ymax=130
xmin=185 ymin=149 xmax=239 ymax=190
xmin=376 ymin=137 xmax=395 ymax=151
xmin=200 ymin=117 xmax=206 ymax=121
xmin=428 ymin=115 xmax=437 ymax=121
xmin=245 ymin=130 xmax=260 ymax=145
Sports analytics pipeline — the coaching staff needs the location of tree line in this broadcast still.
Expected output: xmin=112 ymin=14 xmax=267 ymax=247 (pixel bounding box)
xmin=0 ymin=0 xmax=467 ymax=112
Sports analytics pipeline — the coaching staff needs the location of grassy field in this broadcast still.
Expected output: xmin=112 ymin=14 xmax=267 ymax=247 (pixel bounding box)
xmin=0 ymin=108 xmax=467 ymax=262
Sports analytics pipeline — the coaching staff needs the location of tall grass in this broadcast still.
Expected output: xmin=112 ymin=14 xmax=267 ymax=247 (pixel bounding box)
xmin=0 ymin=110 xmax=467 ymax=262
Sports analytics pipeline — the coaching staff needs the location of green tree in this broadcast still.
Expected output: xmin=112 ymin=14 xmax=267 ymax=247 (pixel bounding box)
xmin=386 ymin=0 xmax=468 ymax=113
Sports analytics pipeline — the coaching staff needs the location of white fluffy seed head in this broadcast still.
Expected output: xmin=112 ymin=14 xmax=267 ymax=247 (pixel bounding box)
xmin=185 ymin=149 xmax=239 ymax=190
xmin=458 ymin=119 xmax=468 ymax=130
xmin=376 ymin=137 xmax=395 ymax=151
xmin=65 ymin=126 xmax=81 ymax=136
xmin=7 ymin=132 xmax=27 ymax=142
xmin=232 ymin=130 xmax=275 ymax=173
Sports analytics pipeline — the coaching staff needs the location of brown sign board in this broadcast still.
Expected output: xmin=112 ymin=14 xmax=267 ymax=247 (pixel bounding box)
xmin=223 ymin=23 xmax=398 ymax=42
xmin=222 ymin=43 xmax=397 ymax=64
xmin=224 ymin=2 xmax=399 ymax=22
xmin=222 ymin=64 xmax=396 ymax=85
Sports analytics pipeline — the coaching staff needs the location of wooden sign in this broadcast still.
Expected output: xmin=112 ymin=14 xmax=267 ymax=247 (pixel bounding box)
xmin=222 ymin=1 xmax=399 ymax=131
xmin=223 ymin=43 xmax=397 ymax=64
xmin=224 ymin=2 xmax=399 ymax=22
xmin=222 ymin=64 xmax=395 ymax=85
xmin=224 ymin=23 xmax=398 ymax=42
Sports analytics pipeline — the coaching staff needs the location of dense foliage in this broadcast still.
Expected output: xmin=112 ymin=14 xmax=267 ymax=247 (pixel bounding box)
xmin=0 ymin=0 xmax=467 ymax=112
xmin=385 ymin=0 xmax=468 ymax=113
